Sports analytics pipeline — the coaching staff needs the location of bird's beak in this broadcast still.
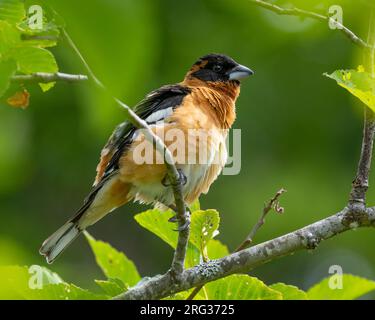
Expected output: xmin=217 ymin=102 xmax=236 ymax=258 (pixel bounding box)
xmin=228 ymin=64 xmax=254 ymax=80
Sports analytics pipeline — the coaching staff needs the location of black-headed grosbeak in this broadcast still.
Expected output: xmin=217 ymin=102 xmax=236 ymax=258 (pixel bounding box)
xmin=40 ymin=54 xmax=253 ymax=263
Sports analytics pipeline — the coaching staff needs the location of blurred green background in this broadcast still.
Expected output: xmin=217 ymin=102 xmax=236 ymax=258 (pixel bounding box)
xmin=1 ymin=0 xmax=374 ymax=292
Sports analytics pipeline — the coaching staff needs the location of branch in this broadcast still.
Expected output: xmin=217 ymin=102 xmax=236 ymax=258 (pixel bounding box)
xmin=349 ymin=9 xmax=375 ymax=207
xmin=115 ymin=206 xmax=375 ymax=300
xmin=61 ymin=28 xmax=190 ymax=275
xmin=235 ymin=188 xmax=286 ymax=252
xmin=249 ymin=0 xmax=370 ymax=48
xmin=349 ymin=111 xmax=375 ymax=206
xmin=11 ymin=72 xmax=88 ymax=83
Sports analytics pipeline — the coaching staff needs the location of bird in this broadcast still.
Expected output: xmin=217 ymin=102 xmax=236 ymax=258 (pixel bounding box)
xmin=40 ymin=53 xmax=254 ymax=264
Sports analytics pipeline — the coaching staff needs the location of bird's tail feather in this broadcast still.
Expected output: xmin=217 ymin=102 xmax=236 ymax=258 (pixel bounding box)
xmin=39 ymin=221 xmax=81 ymax=264
xmin=40 ymin=173 xmax=124 ymax=264
xmin=39 ymin=176 xmax=105 ymax=264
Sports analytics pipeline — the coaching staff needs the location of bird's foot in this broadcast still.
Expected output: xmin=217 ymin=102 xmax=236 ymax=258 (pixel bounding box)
xmin=175 ymin=214 xmax=190 ymax=232
xmin=168 ymin=213 xmax=178 ymax=223
xmin=161 ymin=169 xmax=187 ymax=187
xmin=176 ymin=169 xmax=188 ymax=186
xmin=168 ymin=206 xmax=191 ymax=231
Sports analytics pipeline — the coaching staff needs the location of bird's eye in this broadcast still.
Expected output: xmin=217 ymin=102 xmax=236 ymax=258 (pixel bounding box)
xmin=213 ymin=65 xmax=223 ymax=72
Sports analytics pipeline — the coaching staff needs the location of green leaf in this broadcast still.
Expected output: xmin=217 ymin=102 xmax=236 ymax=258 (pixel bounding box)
xmin=202 ymin=275 xmax=282 ymax=300
xmin=0 ymin=266 xmax=33 ymax=299
xmin=85 ymin=232 xmax=141 ymax=287
xmin=18 ymin=19 xmax=60 ymax=48
xmin=0 ymin=20 xmax=20 ymax=56
xmin=26 ymin=283 xmax=108 ymax=300
xmin=185 ymin=243 xmax=201 ymax=268
xmin=39 ymin=81 xmax=55 ymax=92
xmin=307 ymin=274 xmax=375 ymax=300
xmin=189 ymin=210 xmax=220 ymax=260
xmin=11 ymin=46 xmax=58 ymax=91
xmin=0 ymin=265 xmax=107 ymax=300
xmin=270 ymin=282 xmax=307 ymax=300
xmin=206 ymin=239 xmax=229 ymax=260
xmin=0 ymin=0 xmax=25 ymax=24
xmin=95 ymin=278 xmax=127 ymax=297
xmin=134 ymin=208 xmax=178 ymax=248
xmin=135 ymin=208 xmax=221 ymax=267
xmin=189 ymin=199 xmax=200 ymax=212
xmin=324 ymin=68 xmax=375 ymax=111
xmin=0 ymin=59 xmax=16 ymax=97
xmin=12 ymin=46 xmax=58 ymax=72
xmin=135 ymin=209 xmax=220 ymax=252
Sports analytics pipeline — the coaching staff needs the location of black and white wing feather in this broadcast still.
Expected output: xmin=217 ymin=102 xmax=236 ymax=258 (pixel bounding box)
xmin=94 ymin=84 xmax=191 ymax=186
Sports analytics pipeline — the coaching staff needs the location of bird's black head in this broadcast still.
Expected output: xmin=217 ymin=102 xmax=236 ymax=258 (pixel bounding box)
xmin=188 ymin=53 xmax=254 ymax=83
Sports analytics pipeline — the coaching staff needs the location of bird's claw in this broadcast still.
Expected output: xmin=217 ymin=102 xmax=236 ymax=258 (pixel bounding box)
xmin=175 ymin=217 xmax=190 ymax=232
xmin=168 ymin=215 xmax=178 ymax=223
xmin=161 ymin=175 xmax=169 ymax=187
xmin=176 ymin=169 xmax=187 ymax=186
xmin=161 ymin=169 xmax=187 ymax=187
xmin=170 ymin=207 xmax=191 ymax=231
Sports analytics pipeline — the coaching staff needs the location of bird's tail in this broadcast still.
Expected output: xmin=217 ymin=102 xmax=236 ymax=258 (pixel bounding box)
xmin=39 ymin=175 xmax=111 ymax=264
xmin=40 ymin=174 xmax=129 ymax=264
xmin=39 ymin=221 xmax=81 ymax=264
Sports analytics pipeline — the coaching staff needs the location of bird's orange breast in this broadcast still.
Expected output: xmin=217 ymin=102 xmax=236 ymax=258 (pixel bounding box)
xmin=117 ymin=87 xmax=234 ymax=205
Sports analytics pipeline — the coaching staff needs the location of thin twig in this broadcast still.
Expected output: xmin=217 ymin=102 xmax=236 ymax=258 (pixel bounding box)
xmin=249 ymin=0 xmax=370 ymax=48
xmin=186 ymin=285 xmax=202 ymax=300
xmin=187 ymin=188 xmax=286 ymax=300
xmin=235 ymin=188 xmax=286 ymax=252
xmin=11 ymin=72 xmax=88 ymax=83
xmin=115 ymin=206 xmax=375 ymax=300
xmin=349 ymin=9 xmax=375 ymax=208
xmin=61 ymin=28 xmax=190 ymax=275
xmin=349 ymin=111 xmax=375 ymax=207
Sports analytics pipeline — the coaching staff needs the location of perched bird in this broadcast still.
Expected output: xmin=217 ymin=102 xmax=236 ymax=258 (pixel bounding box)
xmin=40 ymin=53 xmax=253 ymax=263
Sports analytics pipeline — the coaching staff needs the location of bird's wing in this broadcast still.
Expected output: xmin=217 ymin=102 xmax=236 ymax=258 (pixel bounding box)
xmin=94 ymin=122 xmax=135 ymax=186
xmin=94 ymin=84 xmax=191 ymax=186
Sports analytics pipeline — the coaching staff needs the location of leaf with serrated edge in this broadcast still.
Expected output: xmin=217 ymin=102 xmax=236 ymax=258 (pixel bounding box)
xmin=270 ymin=282 xmax=307 ymax=300
xmin=134 ymin=209 xmax=177 ymax=248
xmin=11 ymin=46 xmax=58 ymax=91
xmin=85 ymin=232 xmax=141 ymax=287
xmin=325 ymin=68 xmax=375 ymax=111
xmin=307 ymin=274 xmax=375 ymax=300
xmin=189 ymin=209 xmax=220 ymax=261
xmin=0 ymin=266 xmax=106 ymax=300
xmin=95 ymin=278 xmax=127 ymax=297
xmin=135 ymin=208 xmax=221 ymax=267
xmin=201 ymin=275 xmax=282 ymax=300
xmin=206 ymin=239 xmax=229 ymax=260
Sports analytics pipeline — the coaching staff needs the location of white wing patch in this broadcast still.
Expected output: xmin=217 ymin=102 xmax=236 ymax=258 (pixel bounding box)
xmin=145 ymin=107 xmax=174 ymax=123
